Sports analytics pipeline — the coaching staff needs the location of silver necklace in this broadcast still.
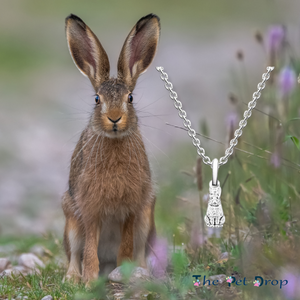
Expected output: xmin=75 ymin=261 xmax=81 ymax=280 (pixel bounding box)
xmin=156 ymin=66 xmax=274 ymax=227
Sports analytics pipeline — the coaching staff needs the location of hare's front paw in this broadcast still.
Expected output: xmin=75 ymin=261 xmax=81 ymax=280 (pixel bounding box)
xmin=108 ymin=266 xmax=150 ymax=283
xmin=82 ymin=272 xmax=99 ymax=286
xmin=63 ymin=270 xmax=81 ymax=284
xmin=82 ymin=250 xmax=99 ymax=286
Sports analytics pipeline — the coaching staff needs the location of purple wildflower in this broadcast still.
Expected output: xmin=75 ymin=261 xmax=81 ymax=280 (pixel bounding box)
xmin=148 ymin=237 xmax=168 ymax=279
xmin=226 ymin=111 xmax=239 ymax=131
xmin=281 ymin=271 xmax=300 ymax=299
xmin=270 ymin=151 xmax=281 ymax=168
xmin=190 ymin=222 xmax=205 ymax=249
xmin=278 ymin=66 xmax=297 ymax=97
xmin=267 ymin=25 xmax=285 ymax=53
xmin=226 ymin=111 xmax=238 ymax=128
xmin=202 ymin=193 xmax=209 ymax=203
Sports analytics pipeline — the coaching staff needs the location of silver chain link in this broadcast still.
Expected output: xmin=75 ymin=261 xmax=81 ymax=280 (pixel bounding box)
xmin=156 ymin=66 xmax=274 ymax=167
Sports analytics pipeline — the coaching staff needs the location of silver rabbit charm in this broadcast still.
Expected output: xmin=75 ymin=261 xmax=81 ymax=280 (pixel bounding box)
xmin=204 ymin=180 xmax=225 ymax=227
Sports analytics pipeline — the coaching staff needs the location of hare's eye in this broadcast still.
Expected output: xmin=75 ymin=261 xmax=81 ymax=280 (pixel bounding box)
xmin=95 ymin=95 xmax=100 ymax=104
xmin=128 ymin=93 xmax=133 ymax=103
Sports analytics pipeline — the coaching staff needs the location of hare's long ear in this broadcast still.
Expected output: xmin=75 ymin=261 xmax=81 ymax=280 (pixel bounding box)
xmin=117 ymin=14 xmax=160 ymax=90
xmin=65 ymin=14 xmax=110 ymax=91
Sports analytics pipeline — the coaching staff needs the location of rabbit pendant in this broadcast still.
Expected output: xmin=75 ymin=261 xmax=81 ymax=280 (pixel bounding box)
xmin=204 ymin=180 xmax=225 ymax=227
xmin=204 ymin=158 xmax=225 ymax=227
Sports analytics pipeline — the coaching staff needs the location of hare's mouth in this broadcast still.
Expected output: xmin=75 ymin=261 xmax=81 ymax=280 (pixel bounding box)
xmin=105 ymin=129 xmax=129 ymax=138
xmin=92 ymin=123 xmax=129 ymax=138
xmin=102 ymin=124 xmax=130 ymax=138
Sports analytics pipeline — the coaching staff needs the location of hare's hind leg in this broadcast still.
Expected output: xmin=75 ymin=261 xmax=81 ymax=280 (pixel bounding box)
xmin=134 ymin=200 xmax=156 ymax=268
xmin=98 ymin=217 xmax=121 ymax=275
xmin=145 ymin=197 xmax=156 ymax=257
xmin=62 ymin=193 xmax=84 ymax=282
xmin=117 ymin=214 xmax=135 ymax=266
xmin=117 ymin=209 xmax=152 ymax=267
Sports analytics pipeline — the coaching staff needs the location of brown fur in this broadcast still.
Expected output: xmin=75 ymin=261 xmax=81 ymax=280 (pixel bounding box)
xmin=62 ymin=13 xmax=160 ymax=283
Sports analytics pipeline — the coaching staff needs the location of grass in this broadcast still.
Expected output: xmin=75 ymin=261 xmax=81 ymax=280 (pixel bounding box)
xmin=0 ymin=263 xmax=86 ymax=300
xmin=1 ymin=218 xmax=298 ymax=300
xmin=0 ymin=234 xmax=230 ymax=300
xmin=0 ymin=235 xmax=86 ymax=300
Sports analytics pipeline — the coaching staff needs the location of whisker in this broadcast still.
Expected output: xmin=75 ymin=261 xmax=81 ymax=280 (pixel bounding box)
xmin=78 ymin=95 xmax=95 ymax=108
xmin=135 ymin=108 xmax=172 ymax=122
xmin=82 ymin=135 xmax=99 ymax=176
xmin=130 ymin=131 xmax=148 ymax=156
xmin=130 ymin=130 xmax=160 ymax=166
xmin=137 ymin=94 xmax=166 ymax=111
xmin=130 ymin=120 xmax=173 ymax=137
xmin=136 ymin=113 xmax=171 ymax=118
xmin=133 ymin=89 xmax=145 ymax=106
xmin=138 ymin=130 xmax=168 ymax=158
xmin=99 ymin=133 xmax=106 ymax=163
xmin=128 ymin=134 xmax=142 ymax=183
xmin=99 ymin=137 xmax=110 ymax=195
xmin=94 ymin=134 xmax=104 ymax=181
xmin=71 ymin=133 xmax=96 ymax=164
xmin=126 ymin=134 xmax=132 ymax=175
xmin=135 ymin=74 xmax=148 ymax=86
xmin=62 ymin=130 xmax=84 ymax=151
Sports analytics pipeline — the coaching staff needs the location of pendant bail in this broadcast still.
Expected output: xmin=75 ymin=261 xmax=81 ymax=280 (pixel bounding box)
xmin=212 ymin=158 xmax=219 ymax=186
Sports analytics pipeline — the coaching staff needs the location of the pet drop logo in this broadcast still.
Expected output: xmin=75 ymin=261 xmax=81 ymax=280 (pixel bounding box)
xmin=192 ymin=275 xmax=288 ymax=289
xmin=253 ymin=280 xmax=261 ymax=287
xmin=226 ymin=276 xmax=233 ymax=284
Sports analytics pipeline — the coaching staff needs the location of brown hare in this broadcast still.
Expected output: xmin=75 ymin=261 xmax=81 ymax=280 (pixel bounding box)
xmin=62 ymin=13 xmax=160 ymax=284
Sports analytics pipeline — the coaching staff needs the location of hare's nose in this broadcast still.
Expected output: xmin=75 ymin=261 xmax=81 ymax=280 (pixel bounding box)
xmin=108 ymin=116 xmax=122 ymax=124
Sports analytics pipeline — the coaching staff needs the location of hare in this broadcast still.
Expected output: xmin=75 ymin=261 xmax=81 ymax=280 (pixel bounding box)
xmin=62 ymin=13 xmax=160 ymax=283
